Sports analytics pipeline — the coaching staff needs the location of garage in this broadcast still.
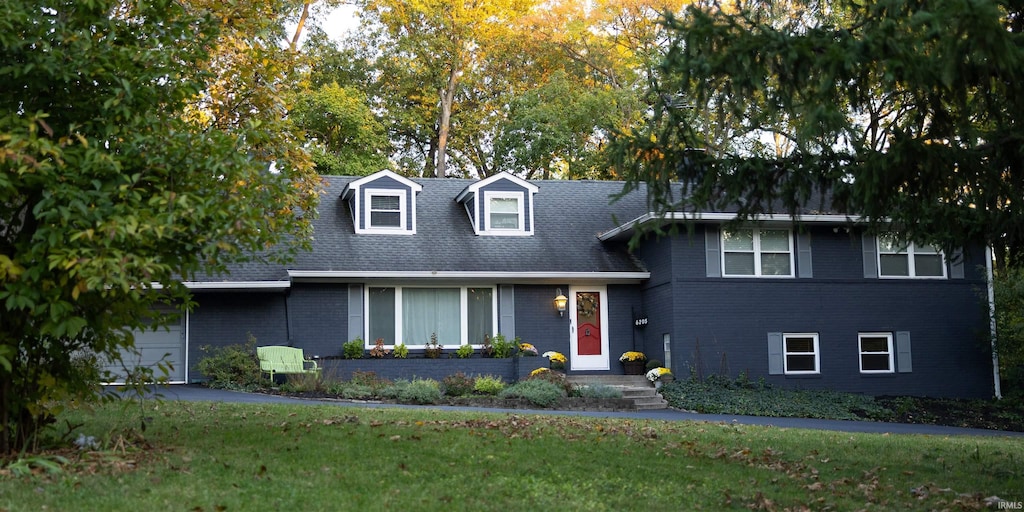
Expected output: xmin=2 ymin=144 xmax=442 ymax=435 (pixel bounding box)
xmin=103 ymin=313 xmax=187 ymax=385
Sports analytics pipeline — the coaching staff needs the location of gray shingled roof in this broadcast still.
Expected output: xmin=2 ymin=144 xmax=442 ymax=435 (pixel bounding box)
xmin=196 ymin=177 xmax=654 ymax=283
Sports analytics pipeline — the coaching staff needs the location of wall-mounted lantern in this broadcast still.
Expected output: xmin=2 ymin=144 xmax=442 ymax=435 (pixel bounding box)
xmin=553 ymin=289 xmax=568 ymax=317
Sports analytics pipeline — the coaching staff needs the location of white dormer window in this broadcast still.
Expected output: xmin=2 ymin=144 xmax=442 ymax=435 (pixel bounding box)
xmin=341 ymin=170 xmax=421 ymax=235
xmin=455 ymin=172 xmax=538 ymax=237
xmin=485 ymin=192 xmax=524 ymax=232
xmin=368 ymin=190 xmax=405 ymax=230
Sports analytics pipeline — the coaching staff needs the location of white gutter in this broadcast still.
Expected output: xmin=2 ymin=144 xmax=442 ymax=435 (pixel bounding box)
xmin=287 ymin=270 xmax=650 ymax=284
xmin=183 ymin=281 xmax=291 ymax=291
xmin=599 ymin=211 xmax=872 ymax=241
xmin=986 ymin=245 xmax=1002 ymax=399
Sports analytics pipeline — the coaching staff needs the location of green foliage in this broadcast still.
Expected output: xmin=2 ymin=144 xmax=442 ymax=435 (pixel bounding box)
xmin=994 ymin=265 xmax=1024 ymax=390
xmin=441 ymin=372 xmax=476 ymax=397
xmin=289 ymin=83 xmax=391 ymax=176
xmin=423 ymin=333 xmax=442 ymax=359
xmin=0 ymin=0 xmax=320 ymax=454
xmin=455 ymin=344 xmax=474 ymax=359
xmin=614 ymin=0 xmax=1024 ymax=254
xmin=278 ymin=372 xmax=324 ymax=394
xmin=473 ymin=375 xmax=506 ymax=395
xmin=499 ymin=380 xmax=567 ymax=408
xmin=645 ymin=359 xmax=664 ymax=371
xmin=195 ymin=337 xmax=262 ymax=391
xmin=392 ymin=343 xmax=409 ymax=359
xmin=575 ymin=384 xmax=623 ymax=399
xmin=343 ymin=338 xmax=365 ymax=359
xmin=489 ymin=334 xmax=515 ymax=359
xmin=525 ymin=368 xmax=574 ymax=396
xmin=380 ymin=379 xmax=441 ymax=404
xmin=661 ymin=375 xmax=891 ymax=421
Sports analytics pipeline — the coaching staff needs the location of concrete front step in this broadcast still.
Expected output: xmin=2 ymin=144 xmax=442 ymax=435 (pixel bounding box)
xmin=568 ymin=374 xmax=669 ymax=410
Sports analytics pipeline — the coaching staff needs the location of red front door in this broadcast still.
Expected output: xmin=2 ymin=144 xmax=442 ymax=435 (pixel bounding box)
xmin=576 ymin=292 xmax=601 ymax=355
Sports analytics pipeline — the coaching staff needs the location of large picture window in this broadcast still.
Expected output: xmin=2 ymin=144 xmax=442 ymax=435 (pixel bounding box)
xmin=859 ymin=332 xmax=894 ymax=373
xmin=783 ymin=333 xmax=819 ymax=374
xmin=877 ymin=234 xmax=945 ymax=278
xmin=722 ymin=228 xmax=793 ymax=277
xmin=367 ymin=286 xmax=495 ymax=347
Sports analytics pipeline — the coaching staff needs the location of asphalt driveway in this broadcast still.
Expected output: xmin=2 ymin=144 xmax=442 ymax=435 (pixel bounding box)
xmin=143 ymin=384 xmax=1022 ymax=438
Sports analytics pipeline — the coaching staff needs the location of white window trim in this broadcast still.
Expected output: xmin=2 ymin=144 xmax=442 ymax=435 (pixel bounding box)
xmin=365 ymin=285 xmax=497 ymax=348
xmin=783 ymin=332 xmax=820 ymax=375
xmin=358 ymin=188 xmax=411 ymax=234
xmin=721 ymin=227 xmax=795 ymax=278
xmin=482 ymin=191 xmax=529 ymax=236
xmin=858 ymin=332 xmax=895 ymax=374
xmin=877 ymin=236 xmax=946 ymax=279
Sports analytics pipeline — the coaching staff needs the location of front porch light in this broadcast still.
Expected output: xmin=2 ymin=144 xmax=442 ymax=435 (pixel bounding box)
xmin=553 ymin=289 xmax=568 ymax=317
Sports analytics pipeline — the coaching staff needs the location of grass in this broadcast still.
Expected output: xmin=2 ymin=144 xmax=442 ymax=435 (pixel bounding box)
xmin=1 ymin=399 xmax=1021 ymax=511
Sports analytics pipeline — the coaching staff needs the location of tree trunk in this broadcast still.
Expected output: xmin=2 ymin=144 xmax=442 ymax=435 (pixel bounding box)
xmin=435 ymin=64 xmax=459 ymax=178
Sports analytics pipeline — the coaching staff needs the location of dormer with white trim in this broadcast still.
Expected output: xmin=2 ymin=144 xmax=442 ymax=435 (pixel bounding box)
xmin=455 ymin=172 xmax=539 ymax=236
xmin=340 ymin=170 xmax=422 ymax=235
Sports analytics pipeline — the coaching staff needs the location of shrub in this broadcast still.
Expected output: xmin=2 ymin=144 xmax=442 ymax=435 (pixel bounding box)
xmin=368 ymin=338 xmax=390 ymax=358
xmin=279 ymin=371 xmax=324 ymax=393
xmin=645 ymin=359 xmax=663 ymax=371
xmin=526 ymin=367 xmax=574 ymax=395
xmin=473 ymin=375 xmax=506 ymax=395
xmin=398 ymin=378 xmax=442 ymax=404
xmin=499 ymin=380 xmax=566 ymax=407
xmin=424 ymin=333 xmax=442 ymax=359
xmin=441 ymin=372 xmax=476 ymax=396
xmin=196 ymin=335 xmax=262 ymax=390
xmin=576 ymin=384 xmax=623 ymax=399
xmin=455 ymin=344 xmax=474 ymax=358
xmin=349 ymin=371 xmax=390 ymax=391
xmin=339 ymin=384 xmax=375 ymax=400
xmin=393 ymin=343 xmax=409 ymax=359
xmin=343 ymin=338 xmax=364 ymax=359
xmin=490 ymin=334 xmax=515 ymax=358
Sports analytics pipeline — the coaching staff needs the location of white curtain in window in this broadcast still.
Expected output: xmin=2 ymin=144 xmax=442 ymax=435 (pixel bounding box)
xmin=402 ymin=288 xmax=460 ymax=345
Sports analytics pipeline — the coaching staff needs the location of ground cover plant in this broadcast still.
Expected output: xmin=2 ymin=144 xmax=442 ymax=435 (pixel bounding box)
xmin=0 ymin=400 xmax=1020 ymax=511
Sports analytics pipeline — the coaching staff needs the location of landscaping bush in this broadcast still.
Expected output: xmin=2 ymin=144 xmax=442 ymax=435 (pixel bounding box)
xmin=196 ymin=336 xmax=262 ymax=390
xmin=339 ymin=383 xmax=375 ymax=400
xmin=490 ymin=334 xmax=515 ymax=358
xmin=381 ymin=379 xmax=442 ymax=404
xmin=441 ymin=372 xmax=476 ymax=396
xmin=473 ymin=375 xmax=506 ymax=395
xmin=660 ymin=375 xmax=891 ymax=420
xmin=576 ymin=384 xmax=623 ymax=399
xmin=525 ymin=368 xmax=574 ymax=395
xmin=343 ymin=338 xmax=364 ymax=359
xmin=279 ymin=372 xmax=324 ymax=393
xmin=499 ymin=380 xmax=566 ymax=407
xmin=349 ymin=371 xmax=390 ymax=393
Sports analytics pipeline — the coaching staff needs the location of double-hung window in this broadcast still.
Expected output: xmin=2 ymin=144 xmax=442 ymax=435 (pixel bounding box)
xmin=783 ymin=333 xmax=819 ymax=374
xmin=877 ymin=234 xmax=945 ymax=278
xmin=367 ymin=190 xmax=405 ymax=230
xmin=859 ymin=333 xmax=894 ymax=373
xmin=367 ymin=286 xmax=495 ymax=347
xmin=722 ymin=228 xmax=793 ymax=277
xmin=484 ymin=192 xmax=525 ymax=233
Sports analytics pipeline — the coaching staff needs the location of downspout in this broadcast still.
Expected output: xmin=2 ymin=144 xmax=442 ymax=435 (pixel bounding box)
xmin=986 ymin=245 xmax=1002 ymax=399
xmin=284 ymin=289 xmax=292 ymax=346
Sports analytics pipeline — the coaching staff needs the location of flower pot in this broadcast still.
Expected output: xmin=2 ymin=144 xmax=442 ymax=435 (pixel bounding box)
xmin=622 ymin=360 xmax=645 ymax=375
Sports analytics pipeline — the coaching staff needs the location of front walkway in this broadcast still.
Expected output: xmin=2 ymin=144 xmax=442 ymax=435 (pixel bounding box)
xmin=145 ymin=384 xmax=1023 ymax=438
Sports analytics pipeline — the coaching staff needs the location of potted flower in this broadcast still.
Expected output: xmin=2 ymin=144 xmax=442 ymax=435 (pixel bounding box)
xmin=518 ymin=342 xmax=538 ymax=356
xmin=619 ymin=351 xmax=647 ymax=375
xmin=542 ymin=351 xmax=567 ymax=371
xmin=645 ymin=367 xmax=673 ymax=389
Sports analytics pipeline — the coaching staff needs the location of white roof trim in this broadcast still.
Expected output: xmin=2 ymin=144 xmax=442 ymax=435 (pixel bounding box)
xmin=342 ymin=169 xmax=423 ymax=196
xmin=455 ymin=171 xmax=538 ymax=203
xmin=598 ymin=212 xmax=871 ymax=241
xmin=287 ymin=270 xmax=650 ymax=284
xmin=183 ymin=281 xmax=291 ymax=290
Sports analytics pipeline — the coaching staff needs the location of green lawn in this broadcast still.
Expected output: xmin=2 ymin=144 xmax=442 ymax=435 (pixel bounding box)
xmin=1 ymin=400 xmax=1021 ymax=511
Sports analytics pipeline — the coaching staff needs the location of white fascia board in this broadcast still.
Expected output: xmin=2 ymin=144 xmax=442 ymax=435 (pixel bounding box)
xmin=183 ymin=281 xmax=291 ymax=291
xmin=287 ymin=270 xmax=650 ymax=284
xmin=598 ymin=212 xmax=872 ymax=241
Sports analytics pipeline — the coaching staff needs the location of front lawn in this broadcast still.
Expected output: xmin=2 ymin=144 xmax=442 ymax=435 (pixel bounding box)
xmin=0 ymin=400 xmax=1021 ymax=511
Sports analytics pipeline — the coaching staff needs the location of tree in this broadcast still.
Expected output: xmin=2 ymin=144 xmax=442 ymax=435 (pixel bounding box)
xmin=290 ymin=82 xmax=392 ymax=175
xmin=612 ymin=0 xmax=1024 ymax=257
xmin=0 ymin=1 xmax=320 ymax=454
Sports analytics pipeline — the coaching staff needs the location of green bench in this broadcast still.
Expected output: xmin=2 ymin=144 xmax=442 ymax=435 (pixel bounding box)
xmin=256 ymin=346 xmax=320 ymax=381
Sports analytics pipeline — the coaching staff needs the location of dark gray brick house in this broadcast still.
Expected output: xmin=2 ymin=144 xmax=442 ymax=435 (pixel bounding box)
xmin=159 ymin=170 xmax=996 ymax=398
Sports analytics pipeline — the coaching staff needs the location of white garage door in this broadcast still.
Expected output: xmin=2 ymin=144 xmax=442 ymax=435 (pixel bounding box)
xmin=103 ymin=321 xmax=186 ymax=384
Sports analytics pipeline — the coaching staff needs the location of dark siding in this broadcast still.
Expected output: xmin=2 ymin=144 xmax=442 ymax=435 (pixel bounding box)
xmin=287 ymin=284 xmax=349 ymax=358
xmin=636 ymin=224 xmax=994 ymax=398
xmin=512 ymin=284 xmax=570 ymax=354
xmin=188 ymin=292 xmax=288 ymax=380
